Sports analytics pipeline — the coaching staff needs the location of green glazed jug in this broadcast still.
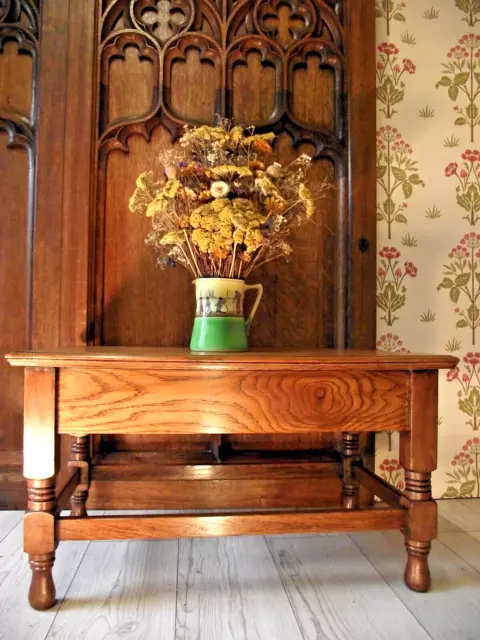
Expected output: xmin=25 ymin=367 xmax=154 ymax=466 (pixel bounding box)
xmin=190 ymin=278 xmax=263 ymax=351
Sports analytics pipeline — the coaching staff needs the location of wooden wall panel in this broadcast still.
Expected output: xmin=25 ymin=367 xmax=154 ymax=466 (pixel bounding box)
xmin=0 ymin=0 xmax=39 ymax=508
xmin=0 ymin=0 xmax=376 ymax=507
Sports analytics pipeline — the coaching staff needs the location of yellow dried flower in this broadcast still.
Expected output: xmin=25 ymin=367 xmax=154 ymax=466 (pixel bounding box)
xmin=213 ymin=165 xmax=253 ymax=178
xmin=233 ymin=229 xmax=245 ymax=244
xmin=243 ymin=133 xmax=275 ymax=145
xmin=129 ymin=171 xmax=162 ymax=216
xmin=163 ymin=179 xmax=181 ymax=198
xmin=299 ymin=184 xmax=315 ymax=217
xmin=230 ymin=126 xmax=244 ymax=142
xmin=191 ymin=228 xmax=212 ymax=252
xmin=210 ymin=198 xmax=230 ymax=213
xmin=159 ymin=230 xmax=185 ymax=245
xmin=189 ymin=211 xmax=202 ymax=228
xmin=245 ymin=228 xmax=264 ymax=252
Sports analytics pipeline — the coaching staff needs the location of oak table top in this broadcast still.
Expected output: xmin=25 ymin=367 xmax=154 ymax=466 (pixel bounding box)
xmin=6 ymin=347 xmax=458 ymax=371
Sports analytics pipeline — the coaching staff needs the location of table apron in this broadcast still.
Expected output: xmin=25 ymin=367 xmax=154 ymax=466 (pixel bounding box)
xmin=56 ymin=367 xmax=410 ymax=436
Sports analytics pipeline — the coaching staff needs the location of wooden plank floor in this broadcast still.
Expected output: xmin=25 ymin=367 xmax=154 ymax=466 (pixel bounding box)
xmin=0 ymin=500 xmax=479 ymax=639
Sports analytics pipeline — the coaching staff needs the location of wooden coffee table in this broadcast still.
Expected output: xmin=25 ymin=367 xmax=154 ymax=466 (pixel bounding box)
xmin=6 ymin=347 xmax=457 ymax=610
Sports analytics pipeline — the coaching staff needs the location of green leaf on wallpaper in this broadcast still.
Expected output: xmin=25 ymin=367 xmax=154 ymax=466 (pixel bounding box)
xmin=383 ymin=198 xmax=395 ymax=216
xmin=438 ymin=277 xmax=454 ymax=289
xmin=450 ymin=286 xmax=461 ymax=303
xmin=392 ymin=166 xmax=407 ymax=181
xmin=377 ymin=166 xmax=387 ymax=179
xmin=456 ymin=319 xmax=468 ymax=328
xmin=475 ymin=272 xmax=480 ymax=284
xmin=436 ymin=76 xmax=452 ymax=87
xmin=375 ymin=9 xmax=382 ymax=17
xmin=448 ymin=84 xmax=459 ymax=101
xmin=409 ymin=174 xmax=424 ymax=185
xmin=393 ymin=13 xmax=405 ymax=21
xmin=460 ymin=480 xmax=476 ymax=496
xmin=376 ymin=212 xmax=384 ymax=222
xmin=456 ymin=273 xmax=471 ymax=286
xmin=467 ymin=103 xmax=479 ymax=119
xmin=442 ymin=486 xmax=459 ymax=499
xmin=402 ymin=181 xmax=413 ymax=199
xmin=395 ymin=214 xmax=407 ymax=223
xmin=455 ymin=117 xmax=467 ymax=125
xmin=455 ymin=72 xmax=470 ymax=86
xmin=475 ymin=73 xmax=480 ymax=86
xmin=468 ymin=304 xmax=479 ymax=321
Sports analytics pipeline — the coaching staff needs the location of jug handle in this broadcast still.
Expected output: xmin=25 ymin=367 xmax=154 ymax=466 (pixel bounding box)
xmin=244 ymin=284 xmax=263 ymax=334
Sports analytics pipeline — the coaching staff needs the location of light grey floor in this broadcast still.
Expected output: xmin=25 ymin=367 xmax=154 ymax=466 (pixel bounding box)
xmin=1 ymin=500 xmax=480 ymax=640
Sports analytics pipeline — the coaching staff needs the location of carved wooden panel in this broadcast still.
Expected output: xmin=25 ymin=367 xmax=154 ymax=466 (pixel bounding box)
xmin=95 ymin=0 xmax=345 ymax=347
xmin=0 ymin=0 xmax=39 ymax=503
xmin=92 ymin=0 xmax=355 ymax=455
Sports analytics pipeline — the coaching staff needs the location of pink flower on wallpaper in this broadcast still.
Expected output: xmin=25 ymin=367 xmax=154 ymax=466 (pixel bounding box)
xmin=437 ymin=35 xmax=480 ymax=142
xmin=404 ymin=261 xmax=417 ymax=277
xmin=376 ymin=42 xmax=416 ymax=119
xmin=377 ymin=248 xmax=418 ymax=326
xmin=438 ymin=234 xmax=480 ymax=345
xmin=376 ymin=333 xmax=409 ymax=353
xmin=378 ymin=458 xmax=404 ymax=488
xmin=403 ymin=59 xmax=416 ymax=74
xmin=376 ymin=128 xmax=424 ymax=238
xmin=443 ymin=438 xmax=480 ymax=499
xmin=445 ymin=162 xmax=458 ymax=176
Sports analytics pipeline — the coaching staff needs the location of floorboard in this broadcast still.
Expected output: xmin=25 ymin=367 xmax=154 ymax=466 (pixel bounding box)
xmin=175 ymin=536 xmax=304 ymax=640
xmin=46 ymin=540 xmax=179 ymax=640
xmin=0 ymin=511 xmax=22 ymax=543
xmin=268 ymin=533 xmax=431 ymax=640
xmin=437 ymin=500 xmax=480 ymax=531
xmin=350 ymin=530 xmax=480 ymax=640
xmin=438 ymin=531 xmax=480 ymax=573
xmin=456 ymin=498 xmax=480 ymax=514
xmin=1 ymin=501 xmax=480 ymax=640
xmin=0 ymin=522 xmax=89 ymax=640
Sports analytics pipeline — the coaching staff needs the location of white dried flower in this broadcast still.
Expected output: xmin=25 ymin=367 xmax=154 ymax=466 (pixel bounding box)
xmin=210 ymin=181 xmax=230 ymax=198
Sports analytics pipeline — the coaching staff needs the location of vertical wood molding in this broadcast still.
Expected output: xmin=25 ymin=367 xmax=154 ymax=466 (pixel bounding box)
xmin=345 ymin=0 xmax=377 ymax=348
xmin=60 ymin=0 xmax=97 ymax=347
xmin=32 ymin=0 xmax=70 ymax=349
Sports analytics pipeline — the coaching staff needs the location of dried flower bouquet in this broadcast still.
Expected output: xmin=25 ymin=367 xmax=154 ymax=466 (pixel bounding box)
xmin=129 ymin=120 xmax=329 ymax=279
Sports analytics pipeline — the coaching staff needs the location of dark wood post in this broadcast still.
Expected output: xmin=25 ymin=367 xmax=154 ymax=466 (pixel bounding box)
xmin=341 ymin=432 xmax=361 ymax=509
xmin=400 ymin=370 xmax=438 ymax=592
xmin=69 ymin=436 xmax=90 ymax=517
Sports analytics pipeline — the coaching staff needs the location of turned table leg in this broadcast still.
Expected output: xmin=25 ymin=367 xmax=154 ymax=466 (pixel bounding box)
xmin=23 ymin=367 xmax=57 ymax=610
xmin=26 ymin=478 xmax=56 ymax=610
xmin=69 ymin=436 xmax=90 ymax=517
xmin=341 ymin=433 xmax=361 ymax=509
xmin=400 ymin=371 xmax=438 ymax=593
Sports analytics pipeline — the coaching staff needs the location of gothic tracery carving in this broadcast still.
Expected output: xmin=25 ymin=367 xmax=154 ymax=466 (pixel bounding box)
xmin=98 ymin=0 xmax=345 ymax=160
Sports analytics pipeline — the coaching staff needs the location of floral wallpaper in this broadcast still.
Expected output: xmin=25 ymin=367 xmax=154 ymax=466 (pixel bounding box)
xmin=375 ymin=1 xmax=480 ymax=499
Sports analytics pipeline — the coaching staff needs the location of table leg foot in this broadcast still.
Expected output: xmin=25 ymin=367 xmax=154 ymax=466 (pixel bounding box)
xmin=28 ymin=553 xmax=56 ymax=610
xmin=404 ymin=540 xmax=431 ymax=593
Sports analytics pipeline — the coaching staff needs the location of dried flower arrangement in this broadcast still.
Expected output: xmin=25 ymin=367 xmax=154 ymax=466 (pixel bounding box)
xmin=129 ymin=120 xmax=329 ymax=279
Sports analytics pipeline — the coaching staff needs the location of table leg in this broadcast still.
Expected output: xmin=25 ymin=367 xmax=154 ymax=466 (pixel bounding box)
xmin=69 ymin=436 xmax=90 ymax=517
xmin=26 ymin=478 xmax=56 ymax=610
xmin=342 ymin=433 xmax=361 ymax=509
xmin=23 ymin=367 xmax=57 ymax=610
xmin=400 ymin=371 xmax=438 ymax=593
